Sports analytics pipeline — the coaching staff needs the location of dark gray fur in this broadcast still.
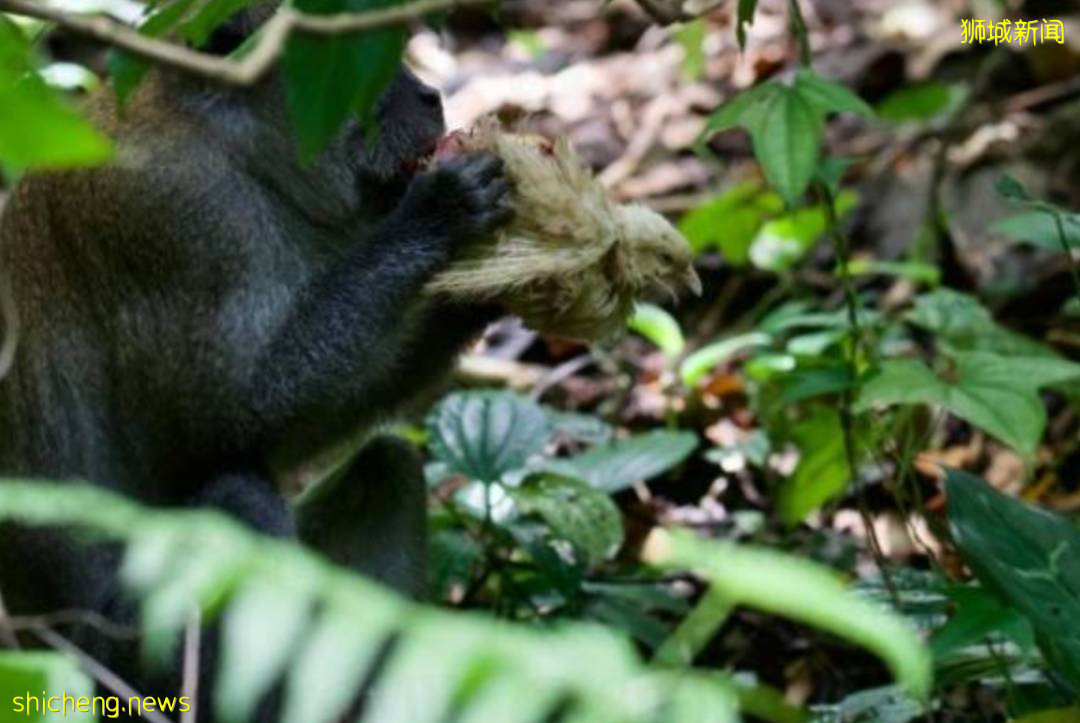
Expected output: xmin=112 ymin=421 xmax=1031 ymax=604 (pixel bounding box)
xmin=0 ymin=38 xmax=511 ymax=719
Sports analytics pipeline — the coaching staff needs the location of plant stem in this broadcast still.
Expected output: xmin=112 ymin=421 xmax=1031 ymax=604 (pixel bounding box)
xmin=0 ymin=0 xmax=493 ymax=87
xmin=653 ymin=586 xmax=733 ymax=666
xmin=787 ymin=0 xmax=812 ymax=66
xmin=819 ymin=180 xmax=900 ymax=606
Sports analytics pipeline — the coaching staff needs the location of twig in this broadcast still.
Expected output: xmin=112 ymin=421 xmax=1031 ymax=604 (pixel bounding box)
xmin=529 ymin=353 xmax=595 ymax=402
xmin=31 ymin=624 xmax=174 ymax=723
xmin=599 ymin=95 xmax=678 ymax=191
xmin=456 ymin=353 xmax=546 ymax=389
xmin=0 ymin=0 xmax=492 ymax=86
xmin=179 ymin=608 xmax=200 ymax=723
xmin=3 ymin=608 xmax=138 ymax=640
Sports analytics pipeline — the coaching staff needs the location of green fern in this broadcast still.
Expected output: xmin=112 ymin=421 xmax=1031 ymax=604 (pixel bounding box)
xmin=0 ymin=481 xmax=930 ymax=722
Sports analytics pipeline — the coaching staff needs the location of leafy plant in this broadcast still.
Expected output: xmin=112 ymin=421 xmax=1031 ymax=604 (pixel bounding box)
xmin=0 ymin=478 xmax=932 ymax=721
xmin=858 ymin=351 xmax=1080 ymax=456
xmin=425 ymin=391 xmax=696 ymax=621
xmin=705 ymin=70 xmax=872 ymax=204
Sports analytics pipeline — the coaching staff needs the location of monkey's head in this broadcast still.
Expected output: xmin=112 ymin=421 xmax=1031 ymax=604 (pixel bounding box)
xmin=205 ymin=4 xmax=445 ymax=199
xmin=353 ymin=67 xmax=446 ymax=193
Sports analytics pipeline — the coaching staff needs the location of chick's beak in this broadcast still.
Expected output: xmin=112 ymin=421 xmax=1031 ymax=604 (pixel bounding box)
xmin=683 ymin=265 xmax=703 ymax=297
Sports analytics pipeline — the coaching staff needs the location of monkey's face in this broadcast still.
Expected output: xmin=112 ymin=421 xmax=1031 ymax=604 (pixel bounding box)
xmin=354 ymin=68 xmax=446 ymax=195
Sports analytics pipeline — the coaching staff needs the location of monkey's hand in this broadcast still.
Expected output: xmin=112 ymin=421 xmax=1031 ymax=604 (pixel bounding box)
xmin=398 ymin=152 xmax=514 ymax=255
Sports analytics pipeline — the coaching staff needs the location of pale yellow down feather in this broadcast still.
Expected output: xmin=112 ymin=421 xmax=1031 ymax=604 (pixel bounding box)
xmin=424 ymin=116 xmax=700 ymax=341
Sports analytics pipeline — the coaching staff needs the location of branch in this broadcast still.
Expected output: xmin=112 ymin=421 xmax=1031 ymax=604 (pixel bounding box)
xmin=179 ymin=609 xmax=200 ymax=723
xmin=0 ymin=0 xmax=493 ymax=86
xmin=31 ymin=625 xmax=174 ymax=723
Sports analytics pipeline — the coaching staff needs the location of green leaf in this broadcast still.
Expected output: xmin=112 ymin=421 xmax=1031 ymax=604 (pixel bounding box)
xmin=812 ymin=685 xmax=924 ymax=723
xmin=845 ymin=259 xmax=941 ymax=285
xmin=107 ymin=50 xmax=151 ymax=105
xmin=427 ymin=391 xmax=553 ymax=482
xmin=992 ymin=210 xmax=1080 ymax=251
xmin=549 ymin=430 xmax=698 ymax=494
xmin=429 ymin=524 xmax=484 ymax=601
xmin=180 ymin=0 xmax=258 ymax=46
xmin=281 ymin=603 xmax=396 ymax=723
xmin=748 ymin=191 xmax=858 ymax=271
xmin=677 ymin=181 xmax=783 ymax=261
xmin=734 ymin=678 xmax=808 ymax=723
xmin=680 ymin=332 xmax=773 ymax=386
xmin=705 ymin=83 xmax=780 ymax=134
xmin=816 ymin=155 xmax=853 ymax=197
xmin=647 ymin=671 xmax=740 ymax=723
xmin=0 ymin=652 xmax=96 ymax=723
xmin=108 ymin=0 xmax=202 ymax=104
xmin=778 ymin=363 xmax=853 ymax=404
xmin=996 ymin=174 xmax=1032 ymax=203
xmin=857 ymin=352 xmax=1080 ymax=455
xmin=735 ymin=0 xmax=758 ymax=48
xmin=946 ymin=468 xmax=1080 ymax=689
xmin=777 ymin=407 xmax=850 ymax=525
xmin=216 ymin=578 xmax=316 ymax=722
xmin=0 ymin=19 xmax=111 ymax=170
xmin=749 ymin=87 xmax=822 ymax=204
xmin=906 ymin=289 xmax=1054 ymax=357
xmin=284 ymin=0 xmax=406 ymax=160
xmin=876 ymin=81 xmax=966 ymax=122
xmin=0 ymin=14 xmax=29 ymax=70
xmin=586 ymin=596 xmax=672 ymax=649
xmin=1013 ymin=709 xmax=1080 ymax=723
xmin=628 ymin=303 xmax=685 ymax=360
xmin=511 ymin=473 xmax=625 ymax=567
xmin=654 ymin=586 xmax=733 ymax=665
xmin=930 ymin=584 xmax=1035 ymax=658
xmin=545 ymin=410 xmax=614 ymax=445
xmin=649 ymin=531 xmax=933 ymax=700
xmin=0 ymin=482 xmax=741 ymax=723
xmin=794 ymin=70 xmax=874 ymax=118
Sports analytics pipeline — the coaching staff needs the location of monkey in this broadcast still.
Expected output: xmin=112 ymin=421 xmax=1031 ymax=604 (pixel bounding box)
xmin=0 ymin=3 xmax=511 ymax=718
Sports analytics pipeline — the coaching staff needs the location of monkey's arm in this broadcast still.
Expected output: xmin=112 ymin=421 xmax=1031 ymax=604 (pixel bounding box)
xmin=244 ymin=155 xmax=510 ymax=460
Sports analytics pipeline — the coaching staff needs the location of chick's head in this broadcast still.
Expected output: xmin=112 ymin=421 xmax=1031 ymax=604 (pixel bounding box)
xmin=614 ymin=204 xmax=702 ymax=301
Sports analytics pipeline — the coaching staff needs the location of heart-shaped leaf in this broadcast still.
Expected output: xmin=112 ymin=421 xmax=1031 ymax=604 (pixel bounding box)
xmin=427 ymin=391 xmax=552 ymax=482
xmin=857 ymin=351 xmax=1080 ymax=455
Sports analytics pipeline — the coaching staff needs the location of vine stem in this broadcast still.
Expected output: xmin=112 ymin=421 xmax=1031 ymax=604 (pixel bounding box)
xmin=786 ymin=0 xmax=812 ymax=66
xmin=0 ymin=0 xmax=493 ymax=87
xmin=790 ymin=0 xmax=900 ymax=605
xmin=821 ymin=180 xmax=899 ymax=607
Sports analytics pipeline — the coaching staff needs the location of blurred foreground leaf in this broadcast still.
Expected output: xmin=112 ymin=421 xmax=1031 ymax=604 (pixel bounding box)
xmin=946 ymin=469 xmax=1080 ymax=691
